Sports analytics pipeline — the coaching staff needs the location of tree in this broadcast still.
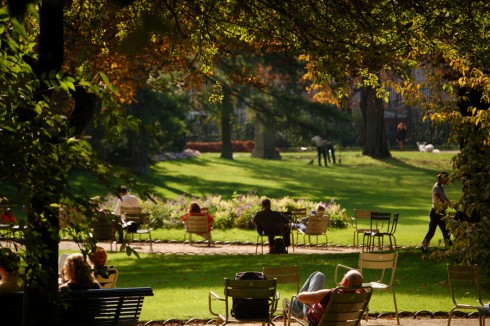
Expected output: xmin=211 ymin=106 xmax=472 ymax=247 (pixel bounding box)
xmin=1 ymin=1 xmax=148 ymax=324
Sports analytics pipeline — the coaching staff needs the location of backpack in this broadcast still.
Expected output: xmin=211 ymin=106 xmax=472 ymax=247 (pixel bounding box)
xmin=231 ymin=271 xmax=269 ymax=319
xmin=272 ymin=237 xmax=287 ymax=254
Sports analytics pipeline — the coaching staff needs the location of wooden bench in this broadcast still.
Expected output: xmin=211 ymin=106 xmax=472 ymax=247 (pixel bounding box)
xmin=2 ymin=287 xmax=154 ymax=326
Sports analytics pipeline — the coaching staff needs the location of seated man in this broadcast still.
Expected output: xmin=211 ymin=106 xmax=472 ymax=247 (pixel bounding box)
xmin=285 ymin=270 xmax=363 ymax=326
xmin=251 ymin=198 xmax=291 ymax=253
xmin=112 ymin=185 xmax=141 ymax=242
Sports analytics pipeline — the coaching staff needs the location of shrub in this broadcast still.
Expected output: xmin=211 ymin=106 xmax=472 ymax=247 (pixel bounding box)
xmin=100 ymin=192 xmax=349 ymax=230
xmin=324 ymin=198 xmax=349 ymax=228
xmin=184 ymin=140 xmax=255 ymax=152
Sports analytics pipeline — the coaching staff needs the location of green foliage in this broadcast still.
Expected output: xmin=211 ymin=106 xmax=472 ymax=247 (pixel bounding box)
xmin=436 ymin=116 xmax=490 ymax=274
xmin=0 ymin=248 xmax=21 ymax=272
xmin=99 ymin=191 xmax=351 ymax=231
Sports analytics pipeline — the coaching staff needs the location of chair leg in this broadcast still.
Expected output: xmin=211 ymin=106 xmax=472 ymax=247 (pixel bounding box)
xmin=149 ymin=233 xmax=153 ymax=253
xmin=392 ymin=289 xmax=399 ymax=325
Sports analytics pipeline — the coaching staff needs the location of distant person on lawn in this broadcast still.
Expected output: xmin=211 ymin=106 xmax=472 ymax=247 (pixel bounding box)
xmin=421 ymin=172 xmax=452 ymax=252
xmin=311 ymin=135 xmax=327 ymax=167
xmin=251 ymin=198 xmax=291 ymax=253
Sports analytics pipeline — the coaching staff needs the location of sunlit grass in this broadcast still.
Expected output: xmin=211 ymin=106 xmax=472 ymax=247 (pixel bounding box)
xmin=58 ymin=249 xmax=461 ymax=321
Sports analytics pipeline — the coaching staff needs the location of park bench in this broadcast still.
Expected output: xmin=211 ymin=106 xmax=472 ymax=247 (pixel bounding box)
xmin=2 ymin=287 xmax=154 ymax=326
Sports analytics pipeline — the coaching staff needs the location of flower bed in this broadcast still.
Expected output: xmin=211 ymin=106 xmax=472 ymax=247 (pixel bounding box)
xmin=100 ymin=193 xmax=348 ymax=230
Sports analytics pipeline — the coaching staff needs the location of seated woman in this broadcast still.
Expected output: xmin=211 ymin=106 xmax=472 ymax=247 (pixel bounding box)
xmin=0 ymin=248 xmax=22 ymax=292
xmin=182 ymin=202 xmax=214 ymax=240
xmin=59 ymin=254 xmax=100 ymax=291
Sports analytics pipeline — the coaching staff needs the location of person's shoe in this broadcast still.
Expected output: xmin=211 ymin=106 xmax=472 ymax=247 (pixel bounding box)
xmin=282 ymin=298 xmax=290 ymax=316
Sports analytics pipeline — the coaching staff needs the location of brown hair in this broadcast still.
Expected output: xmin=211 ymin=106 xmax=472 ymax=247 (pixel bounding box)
xmin=188 ymin=202 xmax=201 ymax=213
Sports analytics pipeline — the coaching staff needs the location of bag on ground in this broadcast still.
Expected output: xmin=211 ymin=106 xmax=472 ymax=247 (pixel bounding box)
xmin=272 ymin=237 xmax=287 ymax=254
xmin=231 ymin=271 xmax=269 ymax=319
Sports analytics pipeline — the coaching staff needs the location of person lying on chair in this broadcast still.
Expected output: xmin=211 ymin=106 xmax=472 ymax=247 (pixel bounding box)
xmin=284 ymin=269 xmax=363 ymax=326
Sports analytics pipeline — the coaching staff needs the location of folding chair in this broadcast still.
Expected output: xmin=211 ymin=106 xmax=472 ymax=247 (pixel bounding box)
xmin=209 ymin=278 xmax=278 ymax=326
xmin=447 ymin=265 xmax=490 ymax=326
xmin=362 ymin=212 xmax=391 ymax=252
xmin=284 ymin=286 xmax=373 ymax=326
xmin=263 ymin=265 xmax=300 ymax=320
xmin=183 ymin=213 xmax=213 ymax=246
xmin=297 ymin=213 xmax=330 ymax=246
xmin=335 ymin=252 xmax=399 ymax=325
xmin=122 ymin=206 xmax=153 ymax=253
xmin=95 ymin=267 xmax=119 ymax=289
xmin=351 ymin=209 xmax=378 ymax=247
xmin=91 ymin=211 xmax=118 ymax=252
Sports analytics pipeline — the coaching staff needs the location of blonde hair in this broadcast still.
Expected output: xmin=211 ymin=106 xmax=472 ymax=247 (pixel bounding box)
xmin=62 ymin=254 xmax=95 ymax=287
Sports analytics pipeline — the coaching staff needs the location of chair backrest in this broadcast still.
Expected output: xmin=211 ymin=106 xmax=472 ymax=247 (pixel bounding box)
xmin=317 ymin=286 xmax=373 ymax=326
xmin=95 ymin=268 xmax=119 ymax=289
xmin=58 ymin=253 xmax=69 ymax=274
xmin=370 ymin=212 xmax=391 ymax=232
xmin=354 ymin=209 xmax=377 ymax=220
xmin=224 ymin=278 xmax=277 ymax=317
xmin=352 ymin=209 xmax=378 ymax=229
xmin=124 ymin=208 xmax=150 ymax=226
xmin=289 ymin=208 xmax=307 ymax=221
xmin=121 ymin=206 xmax=142 ymax=215
xmin=387 ymin=213 xmax=399 ymax=234
xmin=305 ymin=215 xmax=330 ymax=235
xmin=92 ymin=217 xmax=117 ymax=241
xmin=447 ymin=265 xmax=484 ymax=306
xmin=184 ymin=213 xmax=209 ymax=234
xmin=262 ymin=265 xmax=300 ymax=294
xmin=359 ymin=252 xmax=398 ymax=287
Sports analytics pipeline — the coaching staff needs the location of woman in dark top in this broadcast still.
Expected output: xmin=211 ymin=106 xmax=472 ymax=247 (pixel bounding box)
xmin=59 ymin=254 xmax=100 ymax=291
xmin=396 ymin=122 xmax=408 ymax=151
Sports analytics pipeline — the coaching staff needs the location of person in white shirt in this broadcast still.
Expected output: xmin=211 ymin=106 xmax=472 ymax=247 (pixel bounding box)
xmin=113 ymin=186 xmax=140 ymax=216
xmin=113 ymin=186 xmax=140 ymax=242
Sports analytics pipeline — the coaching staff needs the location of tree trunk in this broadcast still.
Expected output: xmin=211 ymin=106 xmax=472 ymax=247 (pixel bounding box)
xmin=251 ymin=115 xmax=281 ymax=159
xmin=23 ymin=1 xmax=65 ymax=325
xmin=23 ymin=200 xmax=60 ymax=326
xmin=129 ymin=129 xmax=149 ymax=175
xmin=360 ymin=87 xmax=391 ymax=158
xmin=220 ymin=89 xmax=233 ymax=159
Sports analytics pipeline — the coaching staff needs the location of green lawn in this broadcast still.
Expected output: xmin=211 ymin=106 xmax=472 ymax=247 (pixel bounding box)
xmin=71 ymin=150 xmax=460 ymax=247
xmin=59 ymin=249 xmax=463 ymax=321
xmin=60 ymin=150 xmax=474 ymax=321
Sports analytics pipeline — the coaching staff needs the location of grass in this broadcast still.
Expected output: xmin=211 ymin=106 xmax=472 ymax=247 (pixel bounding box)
xmin=71 ymin=150 xmax=459 ymax=247
xmin=55 ymin=150 xmax=472 ymax=321
xmin=59 ymin=248 xmax=458 ymax=321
